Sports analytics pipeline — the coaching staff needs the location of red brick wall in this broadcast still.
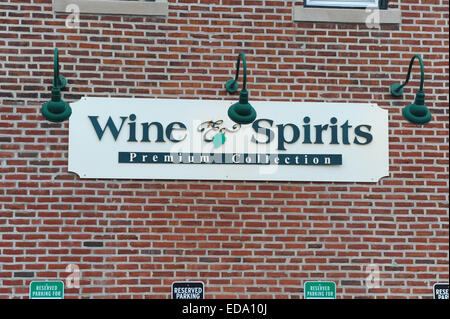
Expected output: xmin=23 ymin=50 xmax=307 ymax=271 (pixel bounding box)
xmin=0 ymin=0 xmax=448 ymax=299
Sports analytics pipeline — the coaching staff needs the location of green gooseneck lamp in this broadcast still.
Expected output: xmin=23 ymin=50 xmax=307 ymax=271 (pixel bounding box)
xmin=225 ymin=52 xmax=257 ymax=125
xmin=41 ymin=48 xmax=72 ymax=123
xmin=390 ymin=54 xmax=431 ymax=125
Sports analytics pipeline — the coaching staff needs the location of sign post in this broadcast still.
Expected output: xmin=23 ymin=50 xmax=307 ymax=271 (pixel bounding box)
xmin=304 ymin=281 xmax=336 ymax=299
xmin=29 ymin=281 xmax=64 ymax=299
xmin=172 ymin=282 xmax=204 ymax=300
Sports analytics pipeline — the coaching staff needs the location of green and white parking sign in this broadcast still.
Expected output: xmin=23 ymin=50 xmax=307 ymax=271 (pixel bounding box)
xmin=304 ymin=281 xmax=336 ymax=299
xmin=29 ymin=281 xmax=64 ymax=299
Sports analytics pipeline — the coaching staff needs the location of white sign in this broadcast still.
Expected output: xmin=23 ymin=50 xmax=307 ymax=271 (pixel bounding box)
xmin=68 ymin=97 xmax=389 ymax=182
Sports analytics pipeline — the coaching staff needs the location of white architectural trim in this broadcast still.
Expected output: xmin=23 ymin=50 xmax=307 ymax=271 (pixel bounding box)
xmin=54 ymin=0 xmax=168 ymax=16
xmin=293 ymin=7 xmax=401 ymax=24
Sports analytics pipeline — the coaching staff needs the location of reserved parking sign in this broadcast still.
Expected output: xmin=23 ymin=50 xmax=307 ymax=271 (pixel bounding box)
xmin=171 ymin=282 xmax=204 ymax=299
xmin=434 ymin=283 xmax=449 ymax=299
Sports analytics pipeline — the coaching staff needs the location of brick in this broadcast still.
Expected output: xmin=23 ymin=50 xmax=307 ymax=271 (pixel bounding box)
xmin=0 ymin=0 xmax=447 ymax=300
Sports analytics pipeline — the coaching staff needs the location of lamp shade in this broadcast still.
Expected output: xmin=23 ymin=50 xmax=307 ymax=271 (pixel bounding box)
xmin=402 ymin=90 xmax=431 ymax=125
xmin=41 ymin=87 xmax=72 ymax=123
xmin=227 ymin=89 xmax=257 ymax=125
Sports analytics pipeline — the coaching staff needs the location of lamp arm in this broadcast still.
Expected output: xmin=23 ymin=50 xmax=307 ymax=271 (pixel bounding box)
xmin=397 ymin=54 xmax=425 ymax=91
xmin=232 ymin=52 xmax=247 ymax=91
xmin=53 ymin=48 xmax=61 ymax=88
